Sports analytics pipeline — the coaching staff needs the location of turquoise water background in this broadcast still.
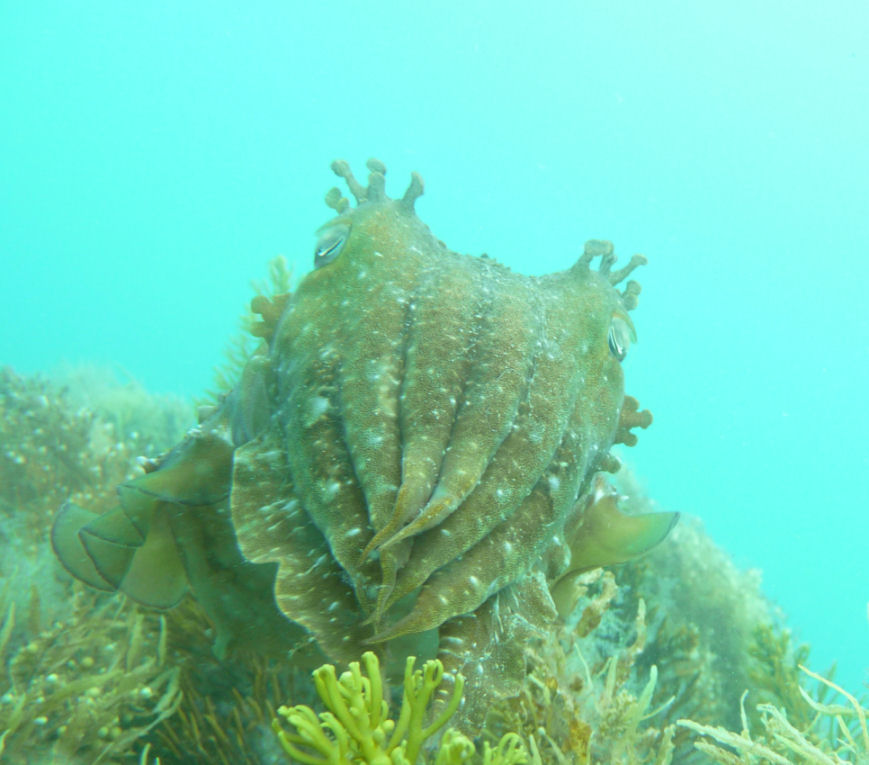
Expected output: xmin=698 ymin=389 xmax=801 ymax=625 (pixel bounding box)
xmin=2 ymin=1 xmax=867 ymax=694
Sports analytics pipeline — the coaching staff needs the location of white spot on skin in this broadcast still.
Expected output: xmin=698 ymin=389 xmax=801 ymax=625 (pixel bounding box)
xmin=305 ymin=396 xmax=330 ymax=424
xmin=548 ymin=476 xmax=560 ymax=492
xmin=441 ymin=635 xmax=465 ymax=646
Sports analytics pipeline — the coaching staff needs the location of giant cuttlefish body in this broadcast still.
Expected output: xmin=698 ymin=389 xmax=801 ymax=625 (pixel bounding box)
xmin=52 ymin=159 xmax=677 ymax=666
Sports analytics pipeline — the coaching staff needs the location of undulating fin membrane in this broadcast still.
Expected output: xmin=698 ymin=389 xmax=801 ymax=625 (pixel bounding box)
xmin=548 ymin=478 xmax=679 ymax=616
xmin=168 ymin=489 xmax=303 ymax=659
xmin=52 ymin=501 xmax=116 ymax=592
xmin=563 ymin=479 xmax=679 ymax=572
xmin=119 ymin=429 xmax=234 ymax=507
xmin=51 ymin=428 xmax=235 ymax=610
xmin=52 ymin=497 xmax=189 ymax=609
xmin=86 ymin=503 xmax=189 ymax=608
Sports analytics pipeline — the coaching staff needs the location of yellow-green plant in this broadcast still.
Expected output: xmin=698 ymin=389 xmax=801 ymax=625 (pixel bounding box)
xmin=273 ymin=651 xmax=536 ymax=764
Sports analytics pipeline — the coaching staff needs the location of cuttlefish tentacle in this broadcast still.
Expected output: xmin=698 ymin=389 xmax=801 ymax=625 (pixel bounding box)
xmin=373 ymin=395 xmax=599 ymax=640
xmin=329 ymin=218 xmax=416 ymax=544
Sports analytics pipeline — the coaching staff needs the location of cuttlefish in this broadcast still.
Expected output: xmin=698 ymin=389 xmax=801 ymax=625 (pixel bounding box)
xmin=52 ymin=159 xmax=677 ymax=663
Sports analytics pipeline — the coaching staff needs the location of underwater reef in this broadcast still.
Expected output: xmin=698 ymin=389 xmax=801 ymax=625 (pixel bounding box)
xmin=2 ymin=160 xmax=866 ymax=763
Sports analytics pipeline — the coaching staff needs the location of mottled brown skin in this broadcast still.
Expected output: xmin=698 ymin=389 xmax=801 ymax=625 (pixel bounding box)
xmin=52 ymin=159 xmax=673 ymax=669
xmin=231 ymin=160 xmax=659 ymax=645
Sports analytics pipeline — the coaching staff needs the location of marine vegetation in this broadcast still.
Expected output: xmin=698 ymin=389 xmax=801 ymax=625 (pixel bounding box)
xmin=51 ymin=159 xmax=678 ymax=719
xmin=272 ymin=651 xmax=537 ymax=764
xmin=679 ymin=665 xmax=869 ymax=763
xmin=2 ymin=364 xmax=866 ymax=764
xmin=0 ymin=368 xmax=188 ymax=762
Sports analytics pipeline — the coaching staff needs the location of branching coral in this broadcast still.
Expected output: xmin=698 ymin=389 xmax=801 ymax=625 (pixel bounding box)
xmin=273 ymin=651 xmax=465 ymax=763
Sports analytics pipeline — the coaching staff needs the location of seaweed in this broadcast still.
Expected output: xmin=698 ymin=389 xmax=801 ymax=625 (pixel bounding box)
xmin=205 ymin=254 xmax=294 ymax=401
xmin=679 ymin=665 xmax=869 ymax=763
xmin=1 ymin=365 xmax=866 ymax=763
xmin=0 ymin=591 xmax=180 ymax=763
xmin=272 ymin=651 xmax=539 ymax=764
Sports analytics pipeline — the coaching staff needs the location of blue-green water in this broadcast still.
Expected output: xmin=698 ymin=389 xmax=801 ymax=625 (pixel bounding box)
xmin=2 ymin=0 xmax=867 ymax=695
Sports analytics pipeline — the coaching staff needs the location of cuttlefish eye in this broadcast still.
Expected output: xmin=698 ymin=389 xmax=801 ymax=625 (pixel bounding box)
xmin=314 ymin=224 xmax=350 ymax=268
xmin=608 ymin=311 xmax=637 ymax=362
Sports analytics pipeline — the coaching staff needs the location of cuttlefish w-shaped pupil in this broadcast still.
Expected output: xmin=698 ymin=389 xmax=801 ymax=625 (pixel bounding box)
xmin=608 ymin=313 xmax=635 ymax=362
xmin=314 ymin=224 xmax=350 ymax=268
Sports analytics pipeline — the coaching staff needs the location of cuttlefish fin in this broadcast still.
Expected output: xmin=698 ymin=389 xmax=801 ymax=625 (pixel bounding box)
xmin=566 ymin=479 xmax=679 ymax=572
xmin=549 ymin=479 xmax=678 ymax=618
xmin=115 ymin=507 xmax=188 ymax=608
xmin=80 ymin=503 xmax=149 ymax=547
xmin=77 ymin=504 xmax=186 ymax=608
xmin=53 ymin=499 xmax=189 ymax=609
xmin=51 ymin=501 xmax=116 ymax=592
xmin=118 ymin=429 xmax=233 ymax=507
xmin=51 ymin=429 xmax=233 ymax=610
